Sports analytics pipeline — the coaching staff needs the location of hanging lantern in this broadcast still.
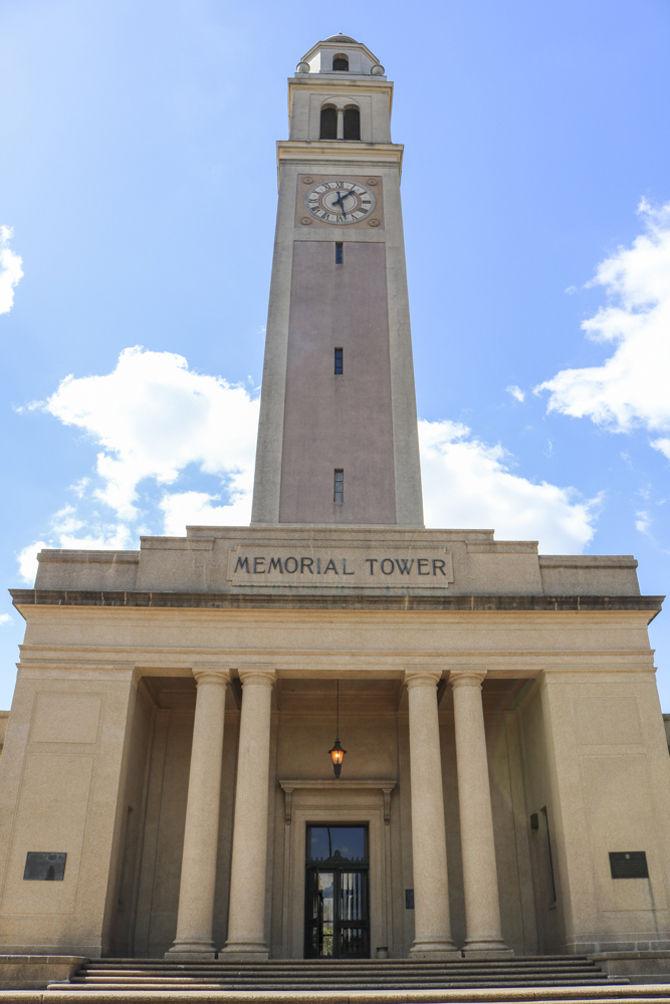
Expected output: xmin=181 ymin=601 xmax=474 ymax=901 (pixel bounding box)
xmin=328 ymin=680 xmax=347 ymax=778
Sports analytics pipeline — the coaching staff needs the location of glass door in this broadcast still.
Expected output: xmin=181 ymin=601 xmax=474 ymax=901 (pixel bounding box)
xmin=305 ymin=824 xmax=369 ymax=958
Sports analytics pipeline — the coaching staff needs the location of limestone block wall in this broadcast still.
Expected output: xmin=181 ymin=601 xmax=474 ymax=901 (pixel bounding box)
xmin=0 ymin=666 xmax=136 ymax=955
xmin=536 ymin=671 xmax=670 ymax=953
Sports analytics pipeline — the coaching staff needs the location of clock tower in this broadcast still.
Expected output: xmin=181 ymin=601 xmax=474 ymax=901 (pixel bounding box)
xmin=251 ymin=35 xmax=424 ymax=527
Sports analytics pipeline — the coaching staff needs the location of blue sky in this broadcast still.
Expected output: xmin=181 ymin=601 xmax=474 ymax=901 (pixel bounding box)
xmin=1 ymin=0 xmax=670 ymax=709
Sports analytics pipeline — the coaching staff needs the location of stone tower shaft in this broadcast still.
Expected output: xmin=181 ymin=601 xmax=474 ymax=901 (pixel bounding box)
xmin=251 ymin=35 xmax=423 ymax=527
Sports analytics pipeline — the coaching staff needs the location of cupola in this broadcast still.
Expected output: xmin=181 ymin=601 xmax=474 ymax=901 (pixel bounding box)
xmin=295 ymin=35 xmax=385 ymax=77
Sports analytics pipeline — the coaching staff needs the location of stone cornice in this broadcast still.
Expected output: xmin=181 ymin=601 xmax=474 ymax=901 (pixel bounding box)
xmin=10 ymin=588 xmax=664 ymax=621
xmin=276 ymin=140 xmax=403 ymax=169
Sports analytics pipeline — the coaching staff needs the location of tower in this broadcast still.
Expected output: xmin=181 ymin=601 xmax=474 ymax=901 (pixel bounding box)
xmin=251 ymin=35 xmax=424 ymax=527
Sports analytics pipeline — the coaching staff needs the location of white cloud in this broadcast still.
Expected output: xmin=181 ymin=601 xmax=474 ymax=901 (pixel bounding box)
xmin=160 ymin=485 xmax=252 ymax=535
xmin=652 ymin=438 xmax=670 ymax=461
xmin=17 ymin=511 xmax=135 ymax=585
xmin=536 ymin=200 xmax=670 ymax=448
xmin=17 ymin=540 xmax=48 ymax=584
xmin=506 ymin=384 xmax=525 ymax=403
xmin=635 ymin=510 xmax=651 ymax=535
xmin=0 ymin=225 xmax=24 ymax=315
xmin=419 ymin=419 xmax=596 ymax=552
xmin=17 ymin=348 xmax=260 ymax=582
xmin=0 ymin=613 xmax=12 ymax=627
xmin=30 ymin=346 xmax=259 ymax=519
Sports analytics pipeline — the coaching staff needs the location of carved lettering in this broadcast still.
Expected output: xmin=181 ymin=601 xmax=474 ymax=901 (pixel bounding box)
xmin=230 ymin=550 xmax=453 ymax=585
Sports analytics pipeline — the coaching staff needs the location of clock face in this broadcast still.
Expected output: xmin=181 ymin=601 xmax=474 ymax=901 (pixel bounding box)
xmin=305 ymin=180 xmax=376 ymax=225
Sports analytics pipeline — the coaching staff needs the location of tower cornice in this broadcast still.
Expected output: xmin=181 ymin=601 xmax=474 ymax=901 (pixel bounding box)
xmin=276 ymin=140 xmax=404 ymax=172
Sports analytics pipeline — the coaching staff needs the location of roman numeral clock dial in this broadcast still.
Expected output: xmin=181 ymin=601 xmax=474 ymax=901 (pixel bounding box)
xmin=305 ymin=180 xmax=375 ymax=224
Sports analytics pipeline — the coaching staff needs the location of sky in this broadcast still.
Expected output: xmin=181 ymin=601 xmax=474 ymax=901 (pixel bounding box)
xmin=1 ymin=0 xmax=670 ymax=709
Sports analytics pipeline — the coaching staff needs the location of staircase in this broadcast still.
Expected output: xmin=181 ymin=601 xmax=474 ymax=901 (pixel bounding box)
xmin=41 ymin=955 xmax=670 ymax=1002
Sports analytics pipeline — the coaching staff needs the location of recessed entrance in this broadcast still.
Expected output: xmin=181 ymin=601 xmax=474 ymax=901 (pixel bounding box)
xmin=304 ymin=824 xmax=369 ymax=958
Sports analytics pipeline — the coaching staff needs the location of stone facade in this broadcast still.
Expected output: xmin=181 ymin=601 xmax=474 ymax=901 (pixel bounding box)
xmin=0 ymin=34 xmax=669 ymax=970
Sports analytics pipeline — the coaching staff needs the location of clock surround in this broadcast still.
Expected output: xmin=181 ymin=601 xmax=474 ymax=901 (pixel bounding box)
xmin=296 ymin=174 xmax=384 ymax=229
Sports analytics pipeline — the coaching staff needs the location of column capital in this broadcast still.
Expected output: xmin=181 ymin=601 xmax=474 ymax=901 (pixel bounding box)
xmin=239 ymin=667 xmax=276 ymax=687
xmin=448 ymin=669 xmax=487 ymax=689
xmin=404 ymin=668 xmax=442 ymax=689
xmin=193 ymin=668 xmax=230 ymax=687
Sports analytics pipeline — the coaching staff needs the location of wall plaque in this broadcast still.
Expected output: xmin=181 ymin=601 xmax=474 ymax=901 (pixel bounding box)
xmin=24 ymin=851 xmax=67 ymax=881
xmin=609 ymin=851 xmax=648 ymax=879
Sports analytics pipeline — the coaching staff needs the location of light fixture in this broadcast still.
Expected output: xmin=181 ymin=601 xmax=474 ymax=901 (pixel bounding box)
xmin=328 ymin=680 xmax=347 ymax=778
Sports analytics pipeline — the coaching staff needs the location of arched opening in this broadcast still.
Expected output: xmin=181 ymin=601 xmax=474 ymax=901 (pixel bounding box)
xmin=343 ymin=105 xmax=360 ymax=141
xmin=320 ymin=105 xmax=337 ymax=140
xmin=333 ymin=53 xmax=349 ymax=71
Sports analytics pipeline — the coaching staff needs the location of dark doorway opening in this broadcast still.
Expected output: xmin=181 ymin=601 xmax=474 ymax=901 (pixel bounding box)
xmin=305 ymin=824 xmax=369 ymax=958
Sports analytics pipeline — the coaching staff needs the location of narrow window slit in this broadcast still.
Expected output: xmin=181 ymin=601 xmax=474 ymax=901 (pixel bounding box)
xmin=335 ymin=242 xmax=343 ymax=264
xmin=334 ymin=469 xmax=344 ymax=505
xmin=334 ymin=348 xmax=343 ymax=375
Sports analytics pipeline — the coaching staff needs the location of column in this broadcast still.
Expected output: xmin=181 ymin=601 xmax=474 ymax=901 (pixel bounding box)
xmin=336 ymin=107 xmax=344 ymax=139
xmin=222 ymin=668 xmax=276 ymax=959
xmin=449 ymin=669 xmax=511 ymax=956
xmin=167 ymin=669 xmax=229 ymax=958
xmin=405 ymin=669 xmax=458 ymax=958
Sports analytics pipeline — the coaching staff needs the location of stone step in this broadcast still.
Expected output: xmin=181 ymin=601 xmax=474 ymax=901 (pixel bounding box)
xmin=66 ymin=971 xmax=614 ymax=979
xmin=79 ymin=965 xmax=604 ymax=976
xmin=85 ymin=955 xmax=595 ymax=965
xmin=32 ymin=987 xmax=670 ymax=1004
xmin=69 ymin=970 xmax=611 ymax=981
xmin=42 ymin=955 xmax=658 ymax=1003
xmin=77 ymin=962 xmax=602 ymax=969
xmin=61 ymin=985 xmax=621 ymax=994
xmin=78 ymin=966 xmax=605 ymax=978
xmin=77 ymin=963 xmax=602 ymax=971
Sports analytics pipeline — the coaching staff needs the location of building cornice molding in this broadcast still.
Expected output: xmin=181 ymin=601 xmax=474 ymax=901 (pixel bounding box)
xmin=11 ymin=588 xmax=664 ymax=621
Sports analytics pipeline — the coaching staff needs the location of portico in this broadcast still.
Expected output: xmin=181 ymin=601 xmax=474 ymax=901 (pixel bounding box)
xmin=163 ymin=659 xmax=508 ymax=961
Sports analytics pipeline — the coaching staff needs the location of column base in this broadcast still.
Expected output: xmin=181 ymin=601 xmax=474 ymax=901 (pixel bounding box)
xmin=410 ymin=940 xmax=461 ymax=960
xmin=462 ymin=942 xmax=514 ymax=959
xmin=165 ymin=942 xmax=216 ymax=960
xmin=220 ymin=943 xmax=269 ymax=962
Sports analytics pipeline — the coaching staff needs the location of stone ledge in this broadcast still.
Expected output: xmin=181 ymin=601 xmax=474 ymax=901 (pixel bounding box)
xmin=10 ymin=589 xmax=664 ymax=617
xmin=0 ymin=955 xmax=85 ymax=990
xmin=592 ymin=950 xmax=670 ymax=983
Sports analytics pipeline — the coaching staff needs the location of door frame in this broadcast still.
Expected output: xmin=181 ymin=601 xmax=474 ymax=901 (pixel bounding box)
xmin=278 ymin=781 xmax=395 ymax=958
xmin=304 ymin=824 xmax=370 ymax=958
